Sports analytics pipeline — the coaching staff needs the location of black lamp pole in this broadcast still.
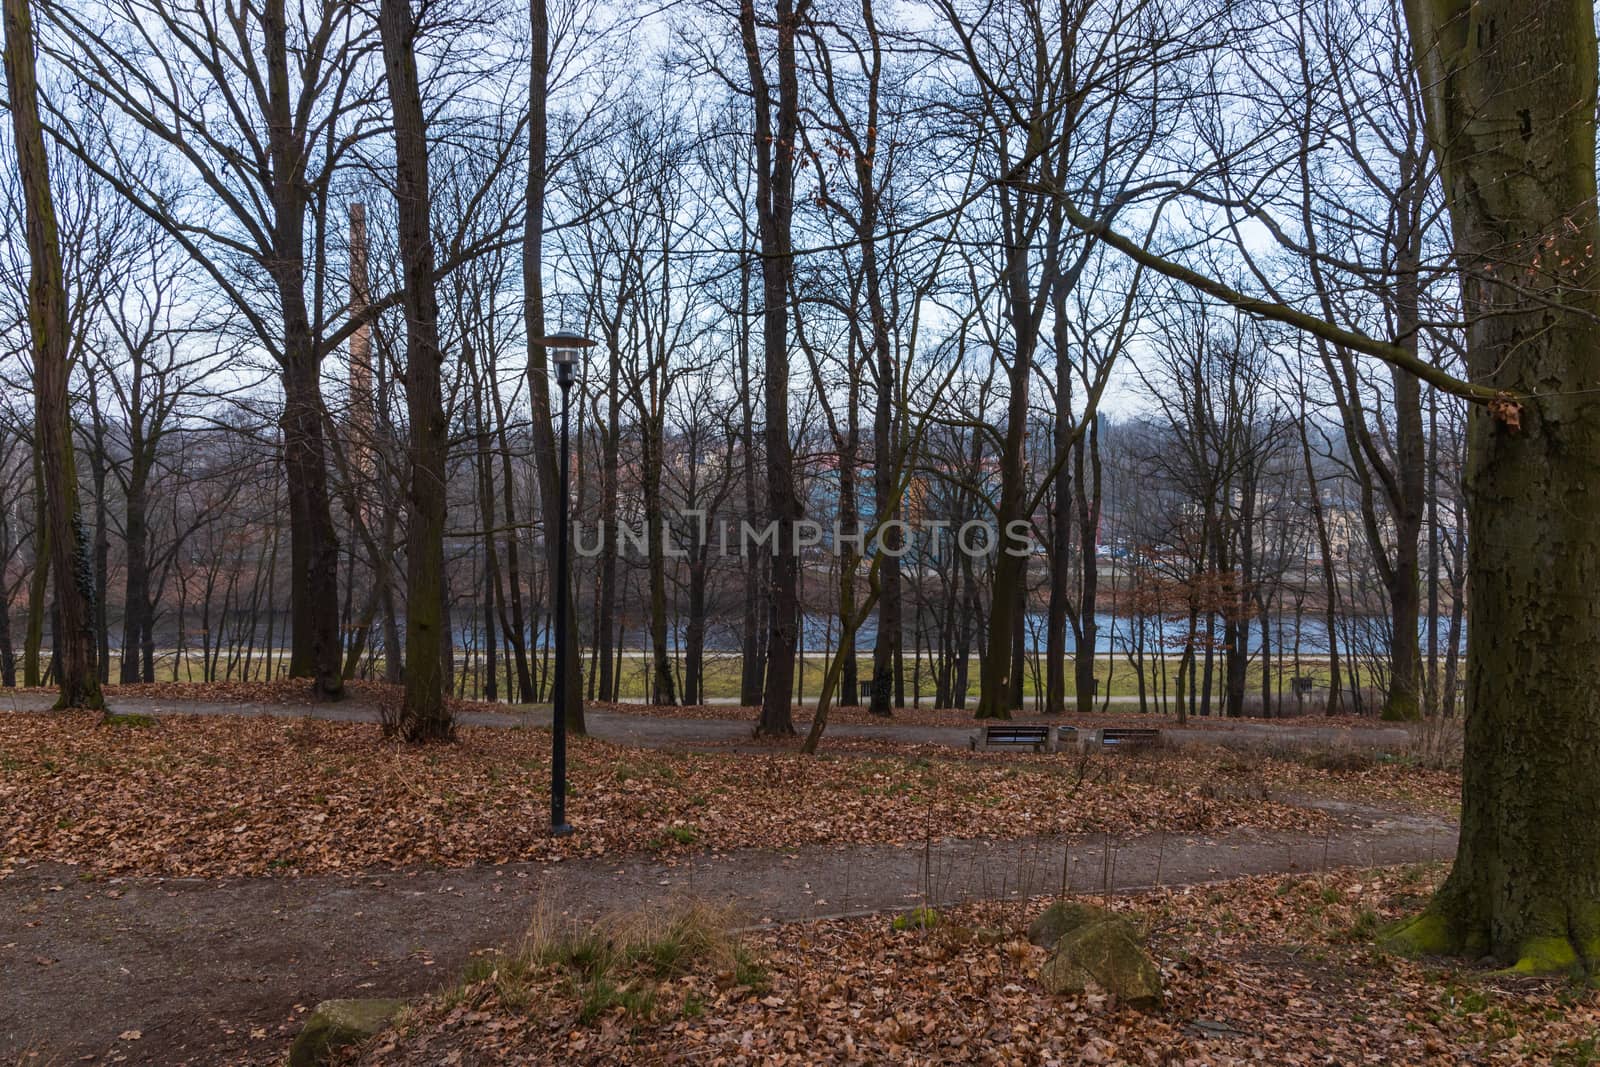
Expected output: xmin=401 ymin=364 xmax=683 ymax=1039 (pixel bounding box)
xmin=538 ymin=332 xmax=593 ymax=838
xmin=552 ymin=362 xmax=573 ymax=835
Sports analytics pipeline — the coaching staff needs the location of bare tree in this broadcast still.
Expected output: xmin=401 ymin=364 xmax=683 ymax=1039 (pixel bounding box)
xmin=3 ymin=0 xmax=102 ymax=709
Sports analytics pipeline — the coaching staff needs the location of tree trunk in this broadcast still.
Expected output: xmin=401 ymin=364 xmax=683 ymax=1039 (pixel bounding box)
xmin=836 ymin=428 xmax=859 ymax=707
xmin=866 ymin=252 xmax=900 ymax=717
xmin=1386 ymin=0 xmax=1600 ymax=970
xmin=1379 ymin=147 xmax=1428 ymax=723
xmin=490 ymin=404 xmax=534 ymax=700
xmin=1073 ymin=416 xmax=1101 ymax=715
xmin=1045 ymin=323 xmax=1072 ymax=716
xmin=23 ymin=464 xmax=44 ymax=688
xmin=523 ymin=0 xmax=584 ymax=732
xmin=741 ymin=0 xmax=805 ymax=737
xmin=736 ymin=259 xmax=765 ymax=707
xmin=261 ymin=0 xmax=342 ymax=701
xmin=0 ymin=496 xmax=15 ymax=687
xmin=121 ymin=464 xmax=149 ymax=684
xmin=379 ymin=0 xmax=452 ymax=741
xmin=975 ymin=347 xmax=1029 ymax=720
xmin=86 ymin=418 xmax=110 ymax=684
xmin=471 ymin=354 xmax=502 ymax=703
xmin=684 ymin=548 xmax=707 ymax=705
xmin=3 ymin=0 xmax=102 ymax=710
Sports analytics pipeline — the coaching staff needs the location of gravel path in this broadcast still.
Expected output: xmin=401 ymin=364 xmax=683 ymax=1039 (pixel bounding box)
xmin=0 ymin=691 xmax=1412 ymax=751
xmin=0 ymin=693 xmax=1429 ymax=1064
xmin=1 ymin=797 xmax=1454 ymax=1065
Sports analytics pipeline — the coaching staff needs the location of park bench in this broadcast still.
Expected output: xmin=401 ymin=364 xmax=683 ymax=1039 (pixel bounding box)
xmin=969 ymin=723 xmax=1053 ymax=752
xmin=1099 ymin=727 xmax=1161 ymax=749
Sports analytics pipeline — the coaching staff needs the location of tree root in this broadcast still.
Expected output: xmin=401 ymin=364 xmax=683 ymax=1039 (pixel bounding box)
xmin=1383 ymin=909 xmax=1600 ymax=979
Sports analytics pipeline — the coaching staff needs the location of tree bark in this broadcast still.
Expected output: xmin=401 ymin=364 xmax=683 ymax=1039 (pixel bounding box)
xmin=3 ymin=0 xmax=102 ymax=710
xmin=1386 ymin=0 xmax=1600 ymax=970
xmin=261 ymin=0 xmax=343 ymax=700
xmin=120 ymin=463 xmax=150 ymax=684
xmin=378 ymin=0 xmax=452 ymax=740
xmin=0 ymin=488 xmax=15 ymax=687
xmin=737 ymin=259 xmax=766 ymax=707
xmin=521 ymin=0 xmax=584 ymax=731
xmin=23 ymin=460 xmax=44 ymax=688
xmin=1073 ymin=415 xmax=1102 ymax=715
xmin=741 ymin=0 xmax=807 ymax=736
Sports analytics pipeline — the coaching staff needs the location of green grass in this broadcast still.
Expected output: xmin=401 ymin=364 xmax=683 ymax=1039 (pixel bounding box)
xmin=444 ymin=901 xmax=763 ymax=1028
xmin=89 ymin=644 xmax=1408 ymax=710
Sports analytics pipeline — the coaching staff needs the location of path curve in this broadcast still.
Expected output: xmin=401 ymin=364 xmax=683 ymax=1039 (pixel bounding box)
xmin=0 ymin=691 xmax=1411 ymax=752
xmin=1 ymin=797 xmax=1454 ymax=1065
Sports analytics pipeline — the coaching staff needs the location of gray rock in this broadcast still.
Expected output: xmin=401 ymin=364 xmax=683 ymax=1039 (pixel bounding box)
xmin=288 ymin=997 xmax=407 ymax=1067
xmin=1027 ymin=900 xmax=1120 ymax=947
xmin=1037 ymin=918 xmax=1163 ymax=1011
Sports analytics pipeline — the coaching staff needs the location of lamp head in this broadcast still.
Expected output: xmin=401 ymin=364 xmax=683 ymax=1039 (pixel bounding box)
xmin=535 ymin=332 xmax=594 ymax=388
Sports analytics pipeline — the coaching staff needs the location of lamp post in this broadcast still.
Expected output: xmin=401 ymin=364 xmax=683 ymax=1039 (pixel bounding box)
xmin=535 ymin=332 xmax=594 ymax=836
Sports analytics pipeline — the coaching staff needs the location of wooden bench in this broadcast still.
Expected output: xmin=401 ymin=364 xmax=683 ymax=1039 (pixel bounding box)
xmin=1099 ymin=727 xmax=1161 ymax=749
xmin=970 ymin=724 xmax=1052 ymax=752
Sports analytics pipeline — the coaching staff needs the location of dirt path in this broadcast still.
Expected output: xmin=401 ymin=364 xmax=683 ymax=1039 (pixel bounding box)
xmin=2 ymin=798 xmax=1453 ymax=1066
xmin=0 ymin=691 xmax=1412 ymax=752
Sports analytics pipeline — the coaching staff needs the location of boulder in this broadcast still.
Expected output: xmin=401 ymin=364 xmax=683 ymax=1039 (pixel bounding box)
xmin=288 ymin=998 xmax=407 ymax=1067
xmin=1027 ymin=900 xmax=1120 ymax=948
xmin=1037 ymin=918 xmax=1163 ymax=1011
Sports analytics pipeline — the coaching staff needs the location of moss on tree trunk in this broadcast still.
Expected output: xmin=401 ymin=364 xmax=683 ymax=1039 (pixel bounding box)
xmin=1385 ymin=0 xmax=1600 ymax=971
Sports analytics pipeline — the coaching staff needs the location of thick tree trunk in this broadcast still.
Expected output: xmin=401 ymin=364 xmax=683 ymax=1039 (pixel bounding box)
xmin=741 ymin=0 xmax=805 ymax=737
xmin=280 ymin=349 xmax=343 ymax=699
xmin=260 ymin=0 xmax=342 ymax=701
xmin=1387 ymin=0 xmax=1600 ymax=971
xmin=975 ymin=344 xmax=1030 ymax=720
xmin=379 ymin=0 xmax=452 ymax=741
xmin=523 ymin=0 xmax=584 ymax=732
xmin=4 ymin=0 xmax=102 ymax=710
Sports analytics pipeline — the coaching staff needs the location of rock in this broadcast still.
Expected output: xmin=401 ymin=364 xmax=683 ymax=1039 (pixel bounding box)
xmin=972 ymin=925 xmax=1007 ymax=946
xmin=288 ymin=998 xmax=407 ymax=1067
xmin=1038 ymin=919 xmax=1163 ymax=1011
xmin=891 ymin=906 xmax=940 ymax=931
xmin=1027 ymin=901 xmax=1119 ymax=947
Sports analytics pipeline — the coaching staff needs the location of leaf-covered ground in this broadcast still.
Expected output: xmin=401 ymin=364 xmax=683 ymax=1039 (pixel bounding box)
xmin=0 ymin=710 xmax=1441 ymax=879
xmin=358 ymin=864 xmax=1600 ymax=1066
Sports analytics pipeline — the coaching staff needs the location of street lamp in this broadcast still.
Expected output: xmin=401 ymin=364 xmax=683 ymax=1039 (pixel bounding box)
xmin=534 ymin=331 xmax=594 ymax=836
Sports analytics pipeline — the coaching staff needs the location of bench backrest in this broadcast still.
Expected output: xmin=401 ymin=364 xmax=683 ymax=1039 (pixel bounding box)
xmin=1101 ymin=728 xmax=1160 ymax=745
xmin=984 ymin=725 xmax=1049 ymax=742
